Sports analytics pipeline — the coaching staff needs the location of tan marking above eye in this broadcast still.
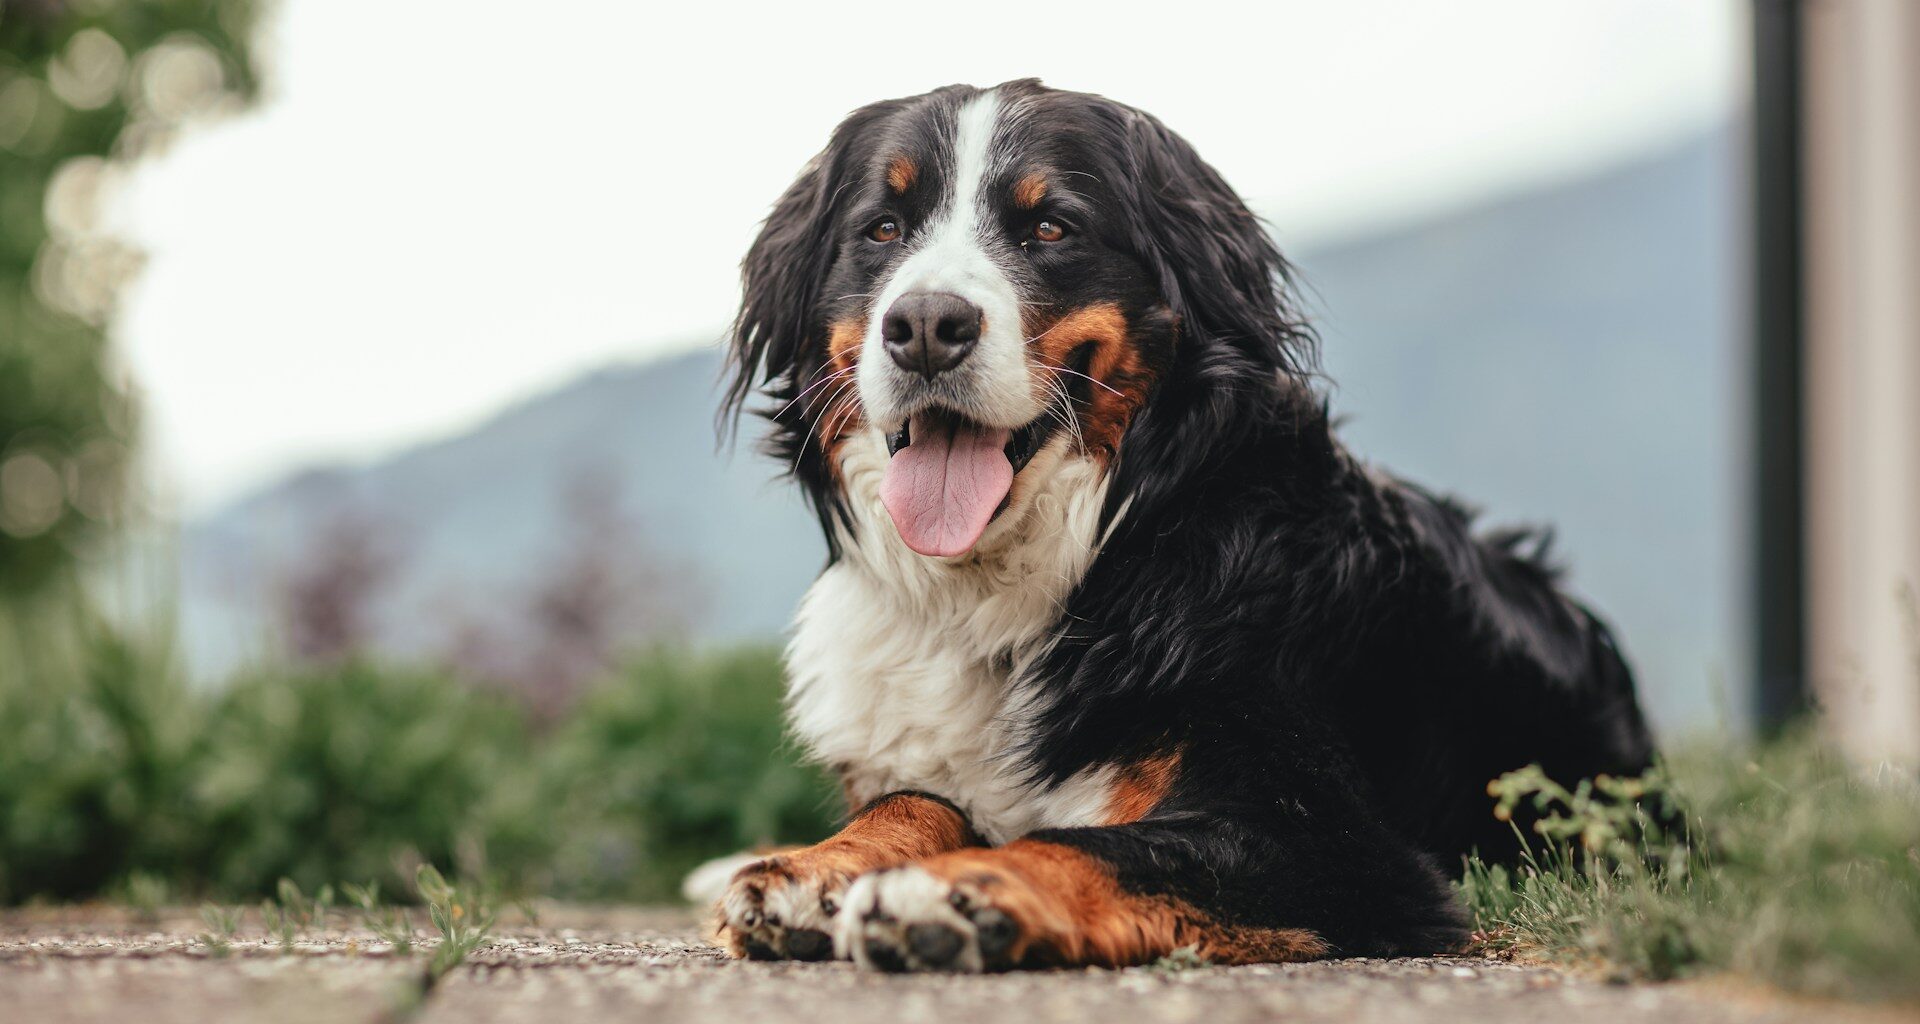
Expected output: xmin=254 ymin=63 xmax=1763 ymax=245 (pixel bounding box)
xmin=1013 ymin=172 xmax=1048 ymax=209
xmin=887 ymin=156 xmax=917 ymax=193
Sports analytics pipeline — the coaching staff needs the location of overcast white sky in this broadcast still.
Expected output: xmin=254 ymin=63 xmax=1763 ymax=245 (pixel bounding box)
xmin=112 ymin=0 xmax=1743 ymax=513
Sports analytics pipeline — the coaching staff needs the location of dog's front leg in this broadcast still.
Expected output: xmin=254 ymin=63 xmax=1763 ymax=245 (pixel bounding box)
xmin=715 ymin=790 xmax=982 ymax=960
xmin=836 ymin=807 xmax=1467 ymax=972
xmin=834 ymin=830 xmax=1322 ymax=972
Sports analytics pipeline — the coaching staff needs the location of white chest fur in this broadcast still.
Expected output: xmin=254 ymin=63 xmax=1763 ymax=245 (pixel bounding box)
xmin=784 ymin=431 xmax=1120 ymax=844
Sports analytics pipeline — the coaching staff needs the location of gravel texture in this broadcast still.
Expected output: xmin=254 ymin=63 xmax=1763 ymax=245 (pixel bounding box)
xmin=1 ymin=906 xmax=1899 ymax=1024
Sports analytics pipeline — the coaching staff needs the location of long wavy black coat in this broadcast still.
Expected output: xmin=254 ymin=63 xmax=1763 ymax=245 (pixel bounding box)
xmin=713 ymin=78 xmax=1659 ymax=969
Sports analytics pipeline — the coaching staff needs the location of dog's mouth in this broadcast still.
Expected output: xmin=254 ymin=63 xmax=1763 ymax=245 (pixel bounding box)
xmin=878 ymin=409 xmax=1035 ymax=558
xmin=878 ymin=394 xmax=1073 ymax=558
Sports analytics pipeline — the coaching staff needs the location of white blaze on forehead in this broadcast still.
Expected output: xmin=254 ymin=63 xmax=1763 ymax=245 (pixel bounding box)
xmin=857 ymin=88 xmax=1041 ymax=432
xmin=887 ymin=88 xmax=1007 ymax=301
xmin=944 ymin=88 xmax=1002 ymax=248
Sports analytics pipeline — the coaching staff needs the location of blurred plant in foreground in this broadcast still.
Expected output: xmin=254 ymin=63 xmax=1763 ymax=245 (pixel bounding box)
xmin=0 ymin=0 xmax=261 ymax=602
xmin=343 ymin=880 xmax=415 ymax=955
xmin=415 ymin=863 xmax=495 ymax=978
xmin=1460 ymin=730 xmax=1920 ymax=1001
xmin=196 ymin=902 xmax=240 ymax=957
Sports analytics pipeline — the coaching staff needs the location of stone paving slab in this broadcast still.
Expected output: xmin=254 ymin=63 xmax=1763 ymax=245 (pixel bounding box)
xmin=1 ymin=906 xmax=1902 ymax=1024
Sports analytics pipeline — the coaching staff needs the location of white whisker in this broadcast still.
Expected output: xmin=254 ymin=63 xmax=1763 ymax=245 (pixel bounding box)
xmin=791 ymin=377 xmax=862 ymax=476
xmin=775 ymin=364 xmax=860 ymax=418
xmin=1035 ymin=358 xmax=1123 ymax=398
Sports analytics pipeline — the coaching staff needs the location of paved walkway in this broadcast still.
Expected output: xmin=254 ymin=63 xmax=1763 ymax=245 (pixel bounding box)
xmin=0 ymin=906 xmax=1897 ymax=1024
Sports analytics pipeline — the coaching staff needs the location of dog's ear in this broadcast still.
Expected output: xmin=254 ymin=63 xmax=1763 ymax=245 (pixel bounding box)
xmin=720 ymin=153 xmax=834 ymax=438
xmin=720 ymin=103 xmax=896 ymax=439
xmin=722 ymin=153 xmax=834 ymax=433
xmin=1114 ymin=109 xmax=1315 ymax=379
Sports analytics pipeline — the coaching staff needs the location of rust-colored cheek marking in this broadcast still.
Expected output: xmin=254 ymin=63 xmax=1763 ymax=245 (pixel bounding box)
xmin=1013 ymin=172 xmax=1048 ymax=209
xmin=812 ymin=317 xmax=869 ymax=476
xmin=887 ymin=156 xmax=917 ymax=194
xmin=826 ymin=318 xmax=864 ymax=374
xmin=1102 ymin=751 xmax=1181 ymax=825
xmin=1024 ymin=302 xmax=1156 ymax=462
xmin=920 ymin=840 xmax=1328 ymax=968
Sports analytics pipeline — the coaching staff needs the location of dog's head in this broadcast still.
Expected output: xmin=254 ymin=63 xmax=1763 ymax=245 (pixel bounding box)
xmin=725 ymin=79 xmax=1311 ymax=558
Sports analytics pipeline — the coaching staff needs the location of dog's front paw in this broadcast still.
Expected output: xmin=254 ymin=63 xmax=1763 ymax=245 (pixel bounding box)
xmin=837 ymin=866 xmax=1027 ymax=973
xmin=715 ymin=855 xmax=848 ymax=961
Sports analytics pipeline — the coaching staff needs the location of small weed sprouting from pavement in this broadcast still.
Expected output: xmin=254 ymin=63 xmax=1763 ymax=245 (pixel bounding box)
xmin=416 ymin=864 xmax=497 ymax=979
xmin=362 ymin=867 xmax=500 ymax=1023
xmin=258 ymin=900 xmax=296 ymax=952
xmin=314 ymin=883 xmax=337 ymax=928
xmin=118 ymin=871 xmax=170 ymax=925
xmin=1149 ymin=945 xmax=1211 ymax=973
xmin=285 ymin=878 xmax=336 ymax=931
xmin=258 ymin=878 xmax=335 ymax=953
xmin=197 ymin=904 xmax=242 ymax=958
xmin=344 ymin=881 xmax=416 ymax=957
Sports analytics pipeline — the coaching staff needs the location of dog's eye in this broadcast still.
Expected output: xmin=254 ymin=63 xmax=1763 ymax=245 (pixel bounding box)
xmin=868 ymin=219 xmax=902 ymax=243
xmin=1031 ymin=220 xmax=1066 ymax=243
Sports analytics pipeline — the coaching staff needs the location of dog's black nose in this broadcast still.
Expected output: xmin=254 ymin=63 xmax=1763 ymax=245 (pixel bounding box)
xmin=882 ymin=292 xmax=981 ymax=380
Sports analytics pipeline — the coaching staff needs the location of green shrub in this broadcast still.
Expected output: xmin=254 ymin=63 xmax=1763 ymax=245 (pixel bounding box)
xmin=0 ymin=607 xmax=834 ymax=906
xmin=194 ymin=660 xmax=537 ymax=898
xmin=0 ymin=603 xmax=203 ymax=901
xmin=541 ymin=647 xmax=839 ymax=901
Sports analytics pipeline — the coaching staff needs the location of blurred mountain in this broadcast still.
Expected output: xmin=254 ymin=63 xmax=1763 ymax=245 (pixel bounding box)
xmin=180 ymin=127 xmax=1738 ymax=730
xmin=178 ymin=350 xmax=826 ymax=678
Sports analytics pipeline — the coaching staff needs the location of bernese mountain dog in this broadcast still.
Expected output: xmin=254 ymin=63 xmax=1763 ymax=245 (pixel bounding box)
xmin=712 ymin=78 xmax=1659 ymax=972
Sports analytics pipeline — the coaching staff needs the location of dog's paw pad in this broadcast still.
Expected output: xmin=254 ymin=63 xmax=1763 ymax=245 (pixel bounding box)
xmin=716 ymin=859 xmax=846 ymax=961
xmin=838 ymin=867 xmax=1022 ymax=972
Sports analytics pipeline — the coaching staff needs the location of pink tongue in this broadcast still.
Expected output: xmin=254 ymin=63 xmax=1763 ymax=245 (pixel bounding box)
xmin=881 ymin=414 xmax=1013 ymax=557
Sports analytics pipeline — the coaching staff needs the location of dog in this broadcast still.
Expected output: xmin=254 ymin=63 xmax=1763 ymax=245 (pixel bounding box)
xmin=711 ymin=79 xmax=1659 ymax=972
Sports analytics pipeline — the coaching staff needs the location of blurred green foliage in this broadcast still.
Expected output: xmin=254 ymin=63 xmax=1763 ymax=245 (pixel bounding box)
xmin=0 ymin=0 xmax=260 ymax=597
xmin=544 ymin=649 xmax=841 ymax=900
xmin=194 ymin=660 xmax=536 ymax=898
xmin=0 ymin=0 xmax=842 ymax=913
xmin=0 ymin=596 xmax=202 ymax=900
xmin=0 ymin=603 xmax=839 ymax=904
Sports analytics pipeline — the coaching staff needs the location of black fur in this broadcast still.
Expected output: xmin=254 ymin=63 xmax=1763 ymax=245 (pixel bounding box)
xmin=724 ymin=80 xmax=1658 ymax=958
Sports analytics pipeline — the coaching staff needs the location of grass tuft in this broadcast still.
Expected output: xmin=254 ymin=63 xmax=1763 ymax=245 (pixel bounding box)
xmin=197 ymin=903 xmax=241 ymax=958
xmin=344 ymin=881 xmax=416 ymax=956
xmin=1148 ymin=945 xmax=1211 ymax=972
xmin=416 ymin=864 xmax=497 ymax=978
xmin=1459 ymin=729 xmax=1920 ymax=1001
